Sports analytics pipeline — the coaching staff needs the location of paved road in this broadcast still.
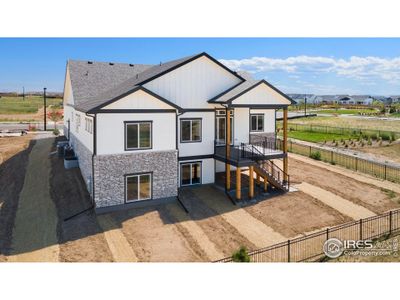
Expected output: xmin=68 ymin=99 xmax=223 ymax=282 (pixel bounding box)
xmin=0 ymin=122 xmax=62 ymax=131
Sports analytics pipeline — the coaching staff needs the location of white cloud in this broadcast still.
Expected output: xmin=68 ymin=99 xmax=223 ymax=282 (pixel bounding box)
xmin=220 ymin=55 xmax=400 ymax=83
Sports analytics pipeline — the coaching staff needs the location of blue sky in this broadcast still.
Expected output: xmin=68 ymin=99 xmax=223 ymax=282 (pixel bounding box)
xmin=1 ymin=38 xmax=400 ymax=95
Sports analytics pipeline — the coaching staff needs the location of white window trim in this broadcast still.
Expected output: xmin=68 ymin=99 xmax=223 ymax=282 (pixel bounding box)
xmin=125 ymin=173 xmax=152 ymax=203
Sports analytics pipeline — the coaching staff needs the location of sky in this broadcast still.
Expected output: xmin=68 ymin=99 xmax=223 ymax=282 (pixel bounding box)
xmin=1 ymin=38 xmax=400 ymax=95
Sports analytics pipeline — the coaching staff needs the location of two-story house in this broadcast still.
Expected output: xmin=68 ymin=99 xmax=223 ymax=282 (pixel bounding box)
xmin=63 ymin=52 xmax=294 ymax=212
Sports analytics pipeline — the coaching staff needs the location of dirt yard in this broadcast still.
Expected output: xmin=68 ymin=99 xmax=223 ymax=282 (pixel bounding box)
xmin=0 ymin=134 xmax=35 ymax=262
xmin=1 ymin=136 xmax=400 ymax=262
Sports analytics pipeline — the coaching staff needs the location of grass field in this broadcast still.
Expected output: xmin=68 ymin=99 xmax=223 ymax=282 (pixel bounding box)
xmin=280 ymin=131 xmax=358 ymax=143
xmin=282 ymin=116 xmax=400 ymax=132
xmin=0 ymin=96 xmax=62 ymax=114
xmin=313 ymin=108 xmax=377 ymax=115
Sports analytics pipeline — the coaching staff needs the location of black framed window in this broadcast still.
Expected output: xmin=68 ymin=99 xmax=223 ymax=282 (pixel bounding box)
xmin=180 ymin=162 xmax=201 ymax=186
xmin=180 ymin=119 xmax=201 ymax=143
xmin=126 ymin=173 xmax=152 ymax=202
xmin=125 ymin=121 xmax=152 ymax=150
xmin=250 ymin=114 xmax=264 ymax=132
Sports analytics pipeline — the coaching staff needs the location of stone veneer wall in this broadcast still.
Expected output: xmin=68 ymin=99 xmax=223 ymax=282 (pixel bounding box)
xmin=69 ymin=132 xmax=93 ymax=196
xmin=250 ymin=132 xmax=275 ymax=144
xmin=93 ymin=150 xmax=178 ymax=208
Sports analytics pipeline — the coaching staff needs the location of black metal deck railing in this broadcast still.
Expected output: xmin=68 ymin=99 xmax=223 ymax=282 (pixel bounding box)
xmin=214 ymin=138 xmax=284 ymax=166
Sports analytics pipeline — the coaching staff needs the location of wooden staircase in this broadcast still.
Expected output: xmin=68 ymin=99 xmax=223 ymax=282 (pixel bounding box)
xmin=254 ymin=160 xmax=290 ymax=192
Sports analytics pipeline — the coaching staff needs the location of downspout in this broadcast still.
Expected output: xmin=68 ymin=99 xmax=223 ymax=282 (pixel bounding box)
xmin=87 ymin=112 xmax=97 ymax=209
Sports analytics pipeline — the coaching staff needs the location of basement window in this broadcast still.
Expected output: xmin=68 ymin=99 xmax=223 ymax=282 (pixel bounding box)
xmin=180 ymin=119 xmax=201 ymax=143
xmin=250 ymin=114 xmax=264 ymax=132
xmin=125 ymin=173 xmax=152 ymax=202
xmin=180 ymin=162 xmax=201 ymax=186
xmin=125 ymin=121 xmax=152 ymax=150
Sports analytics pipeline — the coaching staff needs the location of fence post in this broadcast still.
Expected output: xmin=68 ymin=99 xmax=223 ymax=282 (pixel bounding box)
xmin=360 ymin=219 xmax=363 ymax=240
xmin=291 ymin=140 xmax=293 ymax=152
xmin=355 ymin=157 xmax=358 ymax=171
xmin=389 ymin=210 xmax=393 ymax=235
xmin=309 ymin=146 xmax=312 ymax=156
xmin=384 ymin=165 xmax=387 ymax=180
xmin=287 ymin=240 xmax=291 ymax=262
xmin=326 ymin=228 xmax=329 ymax=240
xmin=331 ymin=151 xmax=333 ymax=164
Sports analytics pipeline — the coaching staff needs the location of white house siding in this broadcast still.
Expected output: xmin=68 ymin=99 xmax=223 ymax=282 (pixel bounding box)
xmin=233 ymin=107 xmax=250 ymax=145
xmin=233 ymin=83 xmax=291 ymax=106
xmin=178 ymin=111 xmax=214 ymax=157
xmin=179 ymin=158 xmax=214 ymax=186
xmin=96 ymin=112 xmax=176 ymax=155
xmin=102 ymin=89 xmax=174 ymax=110
xmin=143 ymin=56 xmax=242 ymax=108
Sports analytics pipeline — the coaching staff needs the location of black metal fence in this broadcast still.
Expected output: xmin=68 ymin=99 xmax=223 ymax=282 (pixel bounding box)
xmin=215 ymin=209 xmax=400 ymax=262
xmin=275 ymin=139 xmax=400 ymax=184
xmin=281 ymin=123 xmax=400 ymax=140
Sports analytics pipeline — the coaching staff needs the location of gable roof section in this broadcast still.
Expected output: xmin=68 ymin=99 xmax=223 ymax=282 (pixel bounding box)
xmin=68 ymin=60 xmax=153 ymax=106
xmin=72 ymin=52 xmax=245 ymax=112
xmin=209 ymin=79 xmax=295 ymax=105
xmin=76 ymin=86 xmax=182 ymax=112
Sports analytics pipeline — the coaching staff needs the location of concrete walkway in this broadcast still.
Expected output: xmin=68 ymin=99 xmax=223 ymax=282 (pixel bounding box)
xmin=8 ymin=136 xmax=59 ymax=262
xmin=296 ymin=182 xmax=376 ymax=220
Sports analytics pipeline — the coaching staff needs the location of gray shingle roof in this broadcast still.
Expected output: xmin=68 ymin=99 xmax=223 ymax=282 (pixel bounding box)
xmin=68 ymin=60 xmax=153 ymax=108
xmin=209 ymin=79 xmax=260 ymax=103
xmin=74 ymin=53 xmax=201 ymax=112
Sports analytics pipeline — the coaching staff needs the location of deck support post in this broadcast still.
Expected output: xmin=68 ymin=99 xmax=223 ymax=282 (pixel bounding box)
xmin=249 ymin=166 xmax=254 ymax=198
xmin=236 ymin=167 xmax=241 ymax=200
xmin=283 ymin=107 xmax=289 ymax=182
xmin=225 ymin=108 xmax=231 ymax=191
xmin=263 ymin=176 xmax=268 ymax=192
xmin=256 ymin=174 xmax=260 ymax=186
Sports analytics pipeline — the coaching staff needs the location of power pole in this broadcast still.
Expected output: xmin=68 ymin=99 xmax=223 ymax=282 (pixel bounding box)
xmin=304 ymin=95 xmax=307 ymax=116
xmin=43 ymin=87 xmax=47 ymax=131
xmin=23 ymin=86 xmax=25 ymax=100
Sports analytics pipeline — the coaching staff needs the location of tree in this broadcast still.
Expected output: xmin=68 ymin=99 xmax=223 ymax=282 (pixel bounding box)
xmin=47 ymin=108 xmax=63 ymax=129
xmin=232 ymin=246 xmax=250 ymax=262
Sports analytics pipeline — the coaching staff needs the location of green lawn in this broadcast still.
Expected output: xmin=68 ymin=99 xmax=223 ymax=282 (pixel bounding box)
xmin=314 ymin=108 xmax=377 ymax=115
xmin=0 ymin=96 xmax=62 ymax=114
xmin=279 ymin=130 xmax=359 ymax=143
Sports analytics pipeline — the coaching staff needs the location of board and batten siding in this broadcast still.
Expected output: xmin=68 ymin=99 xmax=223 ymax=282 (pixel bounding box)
xmin=96 ymin=112 xmax=176 ymax=155
xmin=102 ymin=89 xmax=174 ymax=110
xmin=178 ymin=111 xmax=214 ymax=157
xmin=233 ymin=107 xmax=250 ymax=144
xmin=143 ymin=56 xmax=242 ymax=109
xmin=232 ymin=83 xmax=292 ymax=106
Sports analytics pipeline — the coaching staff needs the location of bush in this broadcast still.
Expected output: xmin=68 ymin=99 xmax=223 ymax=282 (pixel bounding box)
xmin=310 ymin=151 xmax=321 ymax=160
xmin=232 ymin=246 xmax=250 ymax=262
xmin=370 ymin=133 xmax=378 ymax=140
xmin=380 ymin=132 xmax=391 ymax=141
xmin=53 ymin=128 xmax=60 ymax=136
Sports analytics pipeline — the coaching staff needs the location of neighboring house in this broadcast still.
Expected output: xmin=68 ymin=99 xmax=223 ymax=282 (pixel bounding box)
xmin=63 ymin=52 xmax=294 ymax=212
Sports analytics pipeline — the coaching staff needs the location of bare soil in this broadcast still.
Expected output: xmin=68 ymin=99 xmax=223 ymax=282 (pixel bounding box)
xmin=357 ymin=143 xmax=400 ymax=164
xmin=0 ymin=135 xmax=35 ymax=261
xmin=287 ymin=157 xmax=400 ymax=214
xmin=49 ymin=138 xmax=113 ymax=262
xmin=244 ymin=191 xmax=352 ymax=238
xmin=110 ymin=205 xmax=205 ymax=262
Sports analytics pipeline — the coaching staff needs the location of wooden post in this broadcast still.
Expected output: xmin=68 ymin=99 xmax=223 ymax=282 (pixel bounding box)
xmin=225 ymin=108 xmax=231 ymax=190
xmin=283 ymin=107 xmax=288 ymax=182
xmin=263 ymin=176 xmax=268 ymax=192
xmin=256 ymin=174 xmax=260 ymax=186
xmin=249 ymin=166 xmax=254 ymax=198
xmin=236 ymin=167 xmax=241 ymax=200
